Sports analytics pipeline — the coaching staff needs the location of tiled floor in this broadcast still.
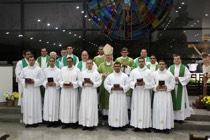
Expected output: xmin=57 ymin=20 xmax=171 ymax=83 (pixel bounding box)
xmin=0 ymin=122 xmax=209 ymax=140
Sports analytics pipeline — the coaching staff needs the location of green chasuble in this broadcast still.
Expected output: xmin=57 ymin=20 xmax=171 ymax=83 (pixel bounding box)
xmin=57 ymin=57 xmax=62 ymax=62
xmin=21 ymin=58 xmax=28 ymax=68
xmin=98 ymin=62 xmax=113 ymax=110
xmin=62 ymin=55 xmax=78 ymax=66
xmin=115 ymin=57 xmax=134 ymax=96
xmin=37 ymin=55 xmax=50 ymax=67
xmin=115 ymin=57 xmax=134 ymax=70
xmin=146 ymin=64 xmax=158 ymax=70
xmin=77 ymin=61 xmax=83 ymax=71
xmin=170 ymin=64 xmax=185 ymax=111
xmin=93 ymin=55 xmax=105 ymax=67
xmin=134 ymin=57 xmax=150 ymax=68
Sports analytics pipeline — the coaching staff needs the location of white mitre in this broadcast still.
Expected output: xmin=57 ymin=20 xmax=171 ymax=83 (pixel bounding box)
xmin=103 ymin=44 xmax=113 ymax=55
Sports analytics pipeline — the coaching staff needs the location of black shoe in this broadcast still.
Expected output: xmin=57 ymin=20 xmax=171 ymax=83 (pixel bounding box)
xmin=145 ymin=128 xmax=152 ymax=133
xmin=178 ymin=120 xmax=184 ymax=124
xmin=153 ymin=129 xmax=160 ymax=133
xmin=120 ymin=127 xmax=126 ymax=131
xmin=133 ymin=128 xmax=139 ymax=132
xmin=62 ymin=124 xmax=69 ymax=129
xmin=109 ymin=126 xmax=114 ymax=131
xmin=25 ymin=124 xmax=30 ymax=128
xmin=52 ymin=122 xmax=58 ymax=128
xmin=47 ymin=122 xmax=53 ymax=128
xmin=174 ymin=120 xmax=179 ymax=123
xmin=164 ymin=129 xmax=170 ymax=134
xmin=72 ymin=123 xmax=78 ymax=129
xmin=33 ymin=124 xmax=38 ymax=128
xmin=88 ymin=127 xmax=94 ymax=131
xmin=82 ymin=127 xmax=87 ymax=131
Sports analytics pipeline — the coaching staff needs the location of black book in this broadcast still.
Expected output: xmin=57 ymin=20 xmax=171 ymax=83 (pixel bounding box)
xmin=159 ymin=80 xmax=165 ymax=86
xmin=47 ymin=77 xmax=54 ymax=82
xmin=113 ymin=84 xmax=120 ymax=88
xmin=137 ymin=78 xmax=143 ymax=82
xmin=25 ymin=78 xmax=32 ymax=82
xmin=84 ymin=78 xmax=90 ymax=82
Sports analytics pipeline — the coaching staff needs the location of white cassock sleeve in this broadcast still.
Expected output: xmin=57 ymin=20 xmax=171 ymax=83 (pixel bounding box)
xmin=92 ymin=73 xmax=102 ymax=88
xmin=15 ymin=60 xmax=22 ymax=82
xmin=129 ymin=70 xmax=136 ymax=89
xmin=72 ymin=70 xmax=80 ymax=89
xmin=178 ymin=67 xmax=191 ymax=86
xmin=144 ymin=72 xmax=155 ymax=89
xmin=34 ymin=69 xmax=45 ymax=87
xmin=121 ymin=75 xmax=130 ymax=93
xmin=166 ymin=74 xmax=176 ymax=92
xmin=19 ymin=69 xmax=26 ymax=87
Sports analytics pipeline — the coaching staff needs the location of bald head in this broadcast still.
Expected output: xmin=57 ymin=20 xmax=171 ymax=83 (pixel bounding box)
xmin=81 ymin=51 xmax=89 ymax=61
xmin=50 ymin=51 xmax=57 ymax=59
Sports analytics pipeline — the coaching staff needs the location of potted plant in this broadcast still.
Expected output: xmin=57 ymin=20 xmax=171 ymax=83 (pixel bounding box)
xmin=4 ymin=92 xmax=19 ymax=107
xmin=201 ymin=96 xmax=210 ymax=111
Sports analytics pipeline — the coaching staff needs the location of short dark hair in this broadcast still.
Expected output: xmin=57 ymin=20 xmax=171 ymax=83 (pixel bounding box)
xmin=159 ymin=60 xmax=165 ymax=64
xmin=138 ymin=57 xmax=145 ymax=62
xmin=23 ymin=50 xmax=31 ymax=55
xmin=67 ymin=57 xmax=73 ymax=61
xmin=86 ymin=59 xmax=93 ymax=63
xmin=121 ymin=47 xmax=128 ymax=52
xmin=173 ymin=54 xmax=181 ymax=59
xmin=114 ymin=61 xmax=121 ymax=65
xmin=50 ymin=57 xmax=56 ymax=62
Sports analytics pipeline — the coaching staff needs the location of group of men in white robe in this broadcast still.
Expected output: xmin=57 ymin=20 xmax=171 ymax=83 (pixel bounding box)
xmin=15 ymin=45 xmax=191 ymax=134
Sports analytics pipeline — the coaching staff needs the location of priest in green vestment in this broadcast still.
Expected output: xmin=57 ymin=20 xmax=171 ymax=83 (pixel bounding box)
xmin=62 ymin=46 xmax=79 ymax=66
xmin=93 ymin=45 xmax=105 ymax=67
xmin=134 ymin=49 xmax=151 ymax=68
xmin=168 ymin=54 xmax=191 ymax=123
xmin=47 ymin=51 xmax=63 ymax=69
xmin=15 ymin=50 xmax=31 ymax=113
xmin=57 ymin=48 xmax=67 ymax=66
xmin=98 ymin=44 xmax=113 ymax=117
xmin=36 ymin=48 xmax=50 ymax=70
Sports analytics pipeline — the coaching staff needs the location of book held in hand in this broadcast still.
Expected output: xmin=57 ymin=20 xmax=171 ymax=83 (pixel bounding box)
xmin=159 ymin=80 xmax=165 ymax=86
xmin=84 ymin=78 xmax=90 ymax=82
xmin=47 ymin=77 xmax=54 ymax=82
xmin=137 ymin=78 xmax=143 ymax=82
xmin=113 ymin=84 xmax=120 ymax=88
xmin=25 ymin=78 xmax=32 ymax=82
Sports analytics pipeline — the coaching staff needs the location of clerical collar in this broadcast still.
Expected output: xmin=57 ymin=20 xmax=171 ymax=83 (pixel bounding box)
xmin=49 ymin=66 xmax=56 ymax=70
xmin=28 ymin=65 xmax=36 ymax=69
xmin=175 ymin=64 xmax=181 ymax=67
xmin=67 ymin=66 xmax=74 ymax=70
xmin=67 ymin=54 xmax=73 ymax=57
xmin=87 ymin=69 xmax=94 ymax=72
xmin=158 ymin=69 xmax=166 ymax=73
xmin=138 ymin=66 xmax=146 ymax=71
xmin=106 ymin=61 xmax=112 ymax=65
xmin=98 ymin=55 xmax=104 ymax=58
xmin=121 ymin=56 xmax=127 ymax=59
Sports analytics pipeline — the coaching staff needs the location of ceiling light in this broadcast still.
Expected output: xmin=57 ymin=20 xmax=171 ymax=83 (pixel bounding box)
xmin=18 ymin=35 xmax=23 ymax=37
xmin=6 ymin=32 xmax=9 ymax=34
xmin=47 ymin=23 xmax=51 ymax=26
xmin=37 ymin=19 xmax=41 ymax=22
xmin=55 ymin=27 xmax=58 ymax=29
xmin=76 ymin=6 xmax=79 ymax=9
xmin=205 ymin=14 xmax=208 ymax=17
xmin=30 ymin=37 xmax=33 ymax=40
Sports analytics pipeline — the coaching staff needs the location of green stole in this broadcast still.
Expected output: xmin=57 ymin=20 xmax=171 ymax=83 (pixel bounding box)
xmin=47 ymin=60 xmax=60 ymax=68
xmin=63 ymin=55 xmax=77 ymax=66
xmin=21 ymin=58 xmax=28 ymax=68
xmin=135 ymin=57 xmax=150 ymax=68
xmin=146 ymin=64 xmax=158 ymax=70
xmin=37 ymin=55 xmax=50 ymax=67
xmin=57 ymin=57 xmax=62 ymax=62
xmin=170 ymin=64 xmax=185 ymax=111
xmin=77 ymin=61 xmax=83 ymax=71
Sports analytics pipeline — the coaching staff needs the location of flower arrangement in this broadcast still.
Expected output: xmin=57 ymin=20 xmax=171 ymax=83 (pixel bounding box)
xmin=201 ymin=96 xmax=210 ymax=106
xmin=4 ymin=92 xmax=19 ymax=101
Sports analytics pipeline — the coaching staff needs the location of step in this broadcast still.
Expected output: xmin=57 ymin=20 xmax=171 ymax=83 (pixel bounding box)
xmin=0 ymin=106 xmax=21 ymax=114
xmin=174 ymin=120 xmax=210 ymax=131
xmin=0 ymin=113 xmax=22 ymax=122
